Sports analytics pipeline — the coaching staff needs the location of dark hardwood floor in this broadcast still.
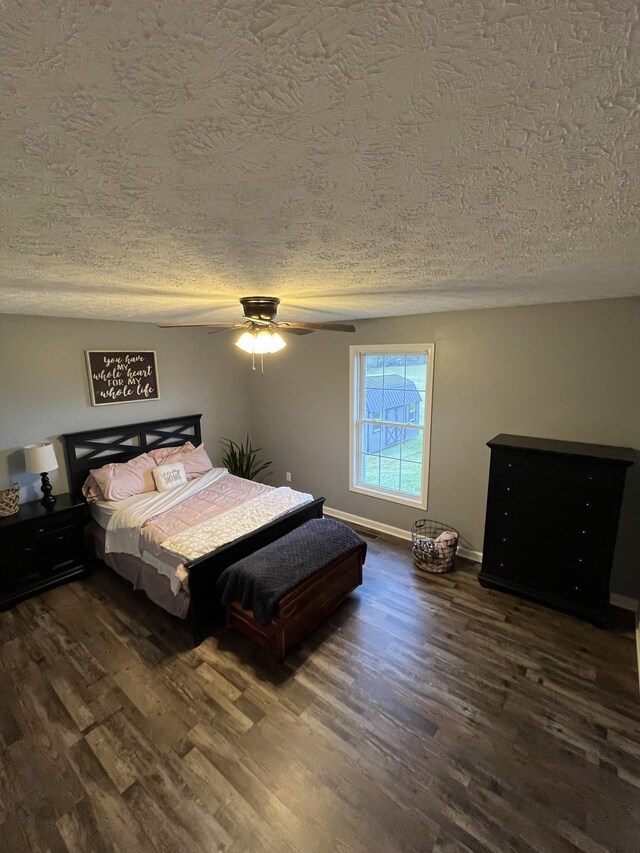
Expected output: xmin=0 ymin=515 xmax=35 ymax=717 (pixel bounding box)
xmin=0 ymin=532 xmax=639 ymax=852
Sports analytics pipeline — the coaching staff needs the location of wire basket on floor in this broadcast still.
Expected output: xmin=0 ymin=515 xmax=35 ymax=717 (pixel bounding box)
xmin=411 ymin=519 xmax=459 ymax=574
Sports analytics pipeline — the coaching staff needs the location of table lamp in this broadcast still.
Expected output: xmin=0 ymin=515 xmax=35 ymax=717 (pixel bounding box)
xmin=24 ymin=442 xmax=59 ymax=509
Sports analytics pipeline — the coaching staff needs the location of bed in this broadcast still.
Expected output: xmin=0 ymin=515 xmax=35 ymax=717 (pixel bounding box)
xmin=62 ymin=414 xmax=325 ymax=644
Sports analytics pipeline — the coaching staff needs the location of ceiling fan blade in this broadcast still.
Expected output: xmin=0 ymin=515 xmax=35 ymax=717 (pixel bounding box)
xmin=157 ymin=322 xmax=240 ymax=329
xmin=281 ymin=322 xmax=356 ymax=333
xmin=280 ymin=327 xmax=315 ymax=336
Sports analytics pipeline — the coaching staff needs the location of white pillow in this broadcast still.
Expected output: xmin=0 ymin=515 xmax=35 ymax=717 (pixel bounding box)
xmin=152 ymin=462 xmax=187 ymax=492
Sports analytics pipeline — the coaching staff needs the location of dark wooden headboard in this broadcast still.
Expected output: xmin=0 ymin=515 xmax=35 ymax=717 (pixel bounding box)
xmin=62 ymin=414 xmax=202 ymax=501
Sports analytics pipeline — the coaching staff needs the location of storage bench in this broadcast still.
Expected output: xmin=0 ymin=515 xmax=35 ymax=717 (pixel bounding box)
xmin=217 ymin=518 xmax=366 ymax=659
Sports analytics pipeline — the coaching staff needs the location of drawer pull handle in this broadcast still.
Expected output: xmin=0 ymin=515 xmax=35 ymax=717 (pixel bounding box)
xmin=506 ymin=487 xmax=511 ymax=492
xmin=502 ymin=537 xmax=507 ymax=543
xmin=37 ymin=527 xmax=44 ymax=534
xmin=581 ymin=530 xmax=586 ymax=534
xmin=504 ymin=511 xmax=508 ymax=517
xmin=578 ymin=558 xmax=583 ymax=563
xmin=585 ymin=502 xmax=590 ymax=507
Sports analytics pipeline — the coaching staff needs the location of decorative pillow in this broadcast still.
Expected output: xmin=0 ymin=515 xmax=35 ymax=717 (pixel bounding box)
xmin=148 ymin=441 xmax=195 ymax=465
xmin=149 ymin=442 xmax=213 ymax=480
xmin=81 ymin=473 xmax=104 ymax=503
xmin=152 ymin=462 xmax=187 ymax=492
xmin=89 ymin=453 xmax=157 ymax=502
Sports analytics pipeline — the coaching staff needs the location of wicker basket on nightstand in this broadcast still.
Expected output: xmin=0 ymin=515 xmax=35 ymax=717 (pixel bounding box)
xmin=0 ymin=484 xmax=20 ymax=517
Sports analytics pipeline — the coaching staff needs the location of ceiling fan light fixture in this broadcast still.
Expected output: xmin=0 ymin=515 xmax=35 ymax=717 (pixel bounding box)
xmin=235 ymin=329 xmax=286 ymax=354
xmin=264 ymin=331 xmax=286 ymax=353
xmin=235 ymin=331 xmax=257 ymax=353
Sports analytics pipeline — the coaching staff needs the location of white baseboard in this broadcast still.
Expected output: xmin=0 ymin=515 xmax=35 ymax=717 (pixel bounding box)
xmin=610 ymin=593 xmax=639 ymax=612
xmin=610 ymin=598 xmax=640 ymax=698
xmin=324 ymin=505 xmax=411 ymax=541
xmin=323 ymin=506 xmax=638 ymax=613
xmin=456 ymin=546 xmax=484 ymax=564
xmin=323 ymin=506 xmax=483 ymax=564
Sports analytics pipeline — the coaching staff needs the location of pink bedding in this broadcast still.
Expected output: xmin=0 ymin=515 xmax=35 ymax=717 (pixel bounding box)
xmin=139 ymin=473 xmax=272 ymax=566
xmin=89 ymin=523 xmax=190 ymax=619
xmin=90 ymin=471 xmax=276 ymax=585
xmin=87 ymin=470 xmax=314 ymax=619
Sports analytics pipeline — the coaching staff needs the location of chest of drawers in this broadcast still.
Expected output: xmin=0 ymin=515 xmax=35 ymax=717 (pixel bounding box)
xmin=0 ymin=493 xmax=87 ymax=609
xmin=479 ymin=435 xmax=634 ymax=624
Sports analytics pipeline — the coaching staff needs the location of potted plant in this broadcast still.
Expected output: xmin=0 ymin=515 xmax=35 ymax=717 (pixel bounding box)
xmin=220 ymin=435 xmax=272 ymax=481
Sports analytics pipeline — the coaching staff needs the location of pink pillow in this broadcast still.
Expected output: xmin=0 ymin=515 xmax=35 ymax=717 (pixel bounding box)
xmin=89 ymin=453 xmax=157 ymax=501
xmin=148 ymin=441 xmax=195 ymax=465
xmin=182 ymin=444 xmax=214 ymax=479
xmin=149 ymin=442 xmax=212 ymax=480
xmin=82 ymin=474 xmax=104 ymax=503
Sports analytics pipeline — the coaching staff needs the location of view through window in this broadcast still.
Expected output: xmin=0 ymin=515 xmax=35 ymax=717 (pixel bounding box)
xmin=350 ymin=344 xmax=434 ymax=508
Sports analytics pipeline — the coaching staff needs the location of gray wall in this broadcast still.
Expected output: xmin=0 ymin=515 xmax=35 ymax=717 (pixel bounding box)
xmin=1 ymin=299 xmax=638 ymax=597
xmin=248 ymin=297 xmax=640 ymax=598
xmin=0 ymin=314 xmax=251 ymax=502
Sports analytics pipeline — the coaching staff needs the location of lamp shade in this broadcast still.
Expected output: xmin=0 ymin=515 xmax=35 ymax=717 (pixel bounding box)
xmin=24 ymin=442 xmax=59 ymax=473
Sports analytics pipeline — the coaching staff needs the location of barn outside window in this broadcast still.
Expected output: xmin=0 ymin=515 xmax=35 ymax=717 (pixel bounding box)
xmin=349 ymin=344 xmax=435 ymax=509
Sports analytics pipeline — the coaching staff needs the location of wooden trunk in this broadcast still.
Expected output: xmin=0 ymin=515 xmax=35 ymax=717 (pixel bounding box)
xmin=226 ymin=543 xmax=366 ymax=659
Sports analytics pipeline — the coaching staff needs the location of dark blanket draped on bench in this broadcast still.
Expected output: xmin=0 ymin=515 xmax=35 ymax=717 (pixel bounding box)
xmin=217 ymin=518 xmax=367 ymax=625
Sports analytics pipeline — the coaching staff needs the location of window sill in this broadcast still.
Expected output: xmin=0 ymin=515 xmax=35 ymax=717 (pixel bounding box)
xmin=349 ymin=483 xmax=427 ymax=510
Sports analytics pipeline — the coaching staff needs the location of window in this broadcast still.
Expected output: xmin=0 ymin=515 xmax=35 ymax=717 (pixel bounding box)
xmin=349 ymin=344 xmax=435 ymax=509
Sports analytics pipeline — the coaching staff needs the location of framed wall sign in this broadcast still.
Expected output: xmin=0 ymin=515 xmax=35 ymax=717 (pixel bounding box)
xmin=85 ymin=351 xmax=160 ymax=406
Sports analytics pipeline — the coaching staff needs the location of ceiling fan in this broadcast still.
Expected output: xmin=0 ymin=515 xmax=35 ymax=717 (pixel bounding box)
xmin=159 ymin=296 xmax=356 ymax=371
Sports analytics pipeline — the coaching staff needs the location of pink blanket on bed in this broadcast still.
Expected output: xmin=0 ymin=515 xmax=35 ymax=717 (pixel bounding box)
xmin=139 ymin=473 xmax=272 ymax=566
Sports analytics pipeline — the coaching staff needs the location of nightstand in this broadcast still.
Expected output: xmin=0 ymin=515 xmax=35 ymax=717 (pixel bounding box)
xmin=0 ymin=493 xmax=88 ymax=609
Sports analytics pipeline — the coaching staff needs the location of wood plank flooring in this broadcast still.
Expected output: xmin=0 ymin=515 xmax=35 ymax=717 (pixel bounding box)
xmin=0 ymin=532 xmax=639 ymax=852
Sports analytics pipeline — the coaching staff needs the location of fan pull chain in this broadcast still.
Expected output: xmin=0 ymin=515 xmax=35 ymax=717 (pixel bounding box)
xmin=249 ymin=352 xmax=266 ymax=374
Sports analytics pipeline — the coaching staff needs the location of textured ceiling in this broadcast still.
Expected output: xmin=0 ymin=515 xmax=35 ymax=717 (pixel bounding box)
xmin=1 ymin=0 xmax=639 ymax=325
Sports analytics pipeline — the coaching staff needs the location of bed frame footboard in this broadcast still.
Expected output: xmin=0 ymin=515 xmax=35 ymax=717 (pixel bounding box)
xmin=187 ymin=497 xmax=326 ymax=645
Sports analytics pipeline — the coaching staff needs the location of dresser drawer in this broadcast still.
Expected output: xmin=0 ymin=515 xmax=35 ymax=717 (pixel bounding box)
xmin=40 ymin=525 xmax=85 ymax=572
xmin=482 ymin=549 xmax=607 ymax=607
xmin=17 ymin=512 xmax=80 ymax=540
xmin=491 ymin=449 xmax=614 ymax=491
xmin=481 ymin=550 xmax=563 ymax=598
xmin=490 ymin=450 xmax=545 ymax=484
xmin=486 ymin=503 xmax=606 ymax=549
xmin=489 ymin=478 xmax=602 ymax=517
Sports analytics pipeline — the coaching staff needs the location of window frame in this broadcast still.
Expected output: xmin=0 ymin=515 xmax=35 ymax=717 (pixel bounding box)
xmin=349 ymin=343 xmax=435 ymax=509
